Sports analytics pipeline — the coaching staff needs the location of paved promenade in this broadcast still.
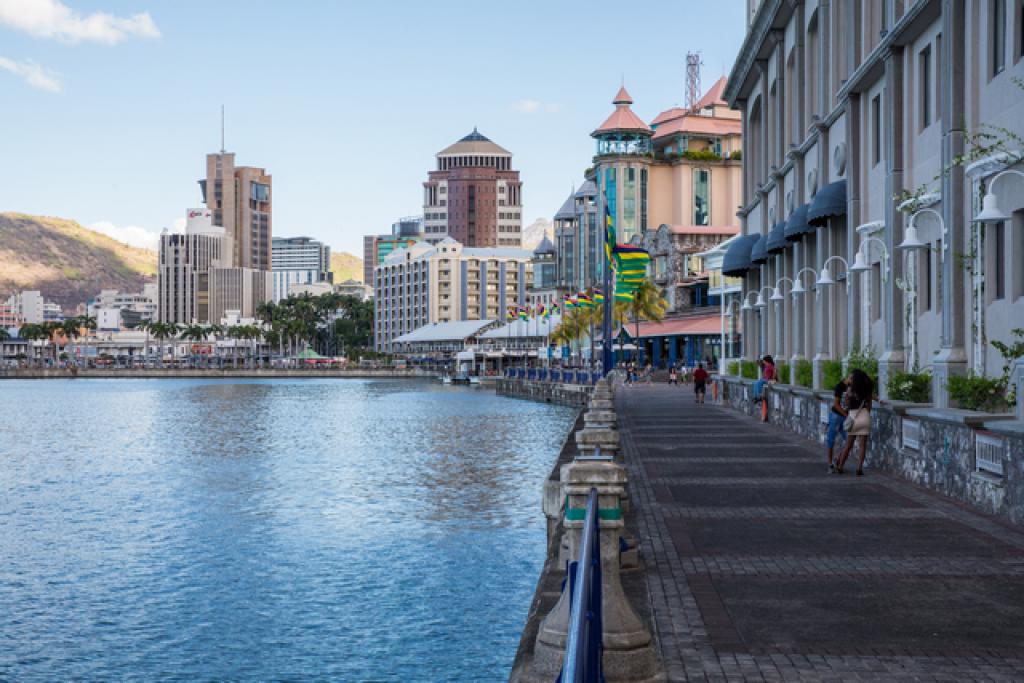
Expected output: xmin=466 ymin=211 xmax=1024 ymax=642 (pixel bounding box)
xmin=618 ymin=384 xmax=1024 ymax=682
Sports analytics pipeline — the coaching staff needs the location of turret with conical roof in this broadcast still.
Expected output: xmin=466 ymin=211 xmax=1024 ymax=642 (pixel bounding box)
xmin=592 ymin=84 xmax=652 ymax=157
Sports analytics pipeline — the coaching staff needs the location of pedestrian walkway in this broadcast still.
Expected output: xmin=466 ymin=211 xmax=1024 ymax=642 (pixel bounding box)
xmin=618 ymin=384 xmax=1024 ymax=682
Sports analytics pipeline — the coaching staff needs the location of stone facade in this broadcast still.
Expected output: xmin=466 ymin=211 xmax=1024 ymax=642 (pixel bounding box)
xmin=715 ymin=374 xmax=1024 ymax=524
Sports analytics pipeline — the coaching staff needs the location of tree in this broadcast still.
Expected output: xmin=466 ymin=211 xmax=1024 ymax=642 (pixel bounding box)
xmin=613 ymin=280 xmax=668 ymax=364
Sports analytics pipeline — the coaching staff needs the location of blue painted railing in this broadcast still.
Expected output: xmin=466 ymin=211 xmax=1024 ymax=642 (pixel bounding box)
xmin=558 ymin=487 xmax=603 ymax=683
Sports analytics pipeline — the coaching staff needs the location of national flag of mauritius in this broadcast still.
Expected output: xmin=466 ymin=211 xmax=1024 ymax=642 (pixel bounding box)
xmin=576 ymin=292 xmax=593 ymax=308
xmin=592 ymin=288 xmax=605 ymax=304
xmin=518 ymin=307 xmax=530 ymax=321
xmin=605 ymin=205 xmax=616 ymax=267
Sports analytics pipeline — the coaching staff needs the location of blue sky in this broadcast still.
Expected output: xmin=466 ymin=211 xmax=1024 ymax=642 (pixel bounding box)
xmin=0 ymin=0 xmax=746 ymax=256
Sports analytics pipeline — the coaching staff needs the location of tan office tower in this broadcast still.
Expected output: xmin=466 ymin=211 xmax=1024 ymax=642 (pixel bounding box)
xmin=199 ymin=152 xmax=272 ymax=270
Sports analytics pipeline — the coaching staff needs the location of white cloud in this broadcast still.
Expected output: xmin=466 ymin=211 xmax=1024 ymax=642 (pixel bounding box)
xmin=87 ymin=221 xmax=160 ymax=250
xmin=513 ymin=99 xmax=562 ymax=115
xmin=513 ymin=99 xmax=542 ymax=113
xmin=0 ymin=55 xmax=59 ymax=91
xmin=0 ymin=0 xmax=160 ymax=45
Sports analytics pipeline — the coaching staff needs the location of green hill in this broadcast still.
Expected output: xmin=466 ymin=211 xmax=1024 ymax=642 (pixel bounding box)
xmin=0 ymin=212 xmax=157 ymax=311
xmin=0 ymin=212 xmax=365 ymax=310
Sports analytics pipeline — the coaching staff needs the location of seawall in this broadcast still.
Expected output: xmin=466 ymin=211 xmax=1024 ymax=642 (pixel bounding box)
xmin=0 ymin=368 xmax=433 ymax=380
xmin=495 ymin=378 xmax=593 ymax=407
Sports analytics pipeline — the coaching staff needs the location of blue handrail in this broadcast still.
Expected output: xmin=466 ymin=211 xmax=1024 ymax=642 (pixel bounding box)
xmin=559 ymin=487 xmax=603 ymax=683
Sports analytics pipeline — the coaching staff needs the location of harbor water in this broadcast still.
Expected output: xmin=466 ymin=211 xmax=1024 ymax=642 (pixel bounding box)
xmin=0 ymin=378 xmax=576 ymax=681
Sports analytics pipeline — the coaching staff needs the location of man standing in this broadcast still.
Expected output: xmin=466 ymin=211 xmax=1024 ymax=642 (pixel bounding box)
xmin=692 ymin=363 xmax=709 ymax=405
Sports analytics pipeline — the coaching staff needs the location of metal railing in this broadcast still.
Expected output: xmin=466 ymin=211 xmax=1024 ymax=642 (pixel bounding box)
xmin=559 ymin=487 xmax=603 ymax=683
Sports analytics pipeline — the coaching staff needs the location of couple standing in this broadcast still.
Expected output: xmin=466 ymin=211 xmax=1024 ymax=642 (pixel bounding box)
xmin=825 ymin=369 xmax=874 ymax=475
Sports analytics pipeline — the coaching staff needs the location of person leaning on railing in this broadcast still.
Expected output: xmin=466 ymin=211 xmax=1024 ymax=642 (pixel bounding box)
xmin=752 ymin=355 xmax=776 ymax=402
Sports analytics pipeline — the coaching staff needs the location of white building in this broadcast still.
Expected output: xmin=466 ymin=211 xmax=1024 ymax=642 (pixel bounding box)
xmin=6 ymin=290 xmax=45 ymax=324
xmin=723 ymin=0 xmax=1024 ymax=405
xmin=271 ymin=236 xmax=332 ymax=302
xmin=374 ymin=237 xmax=533 ymax=352
xmin=89 ymin=284 xmax=158 ymax=330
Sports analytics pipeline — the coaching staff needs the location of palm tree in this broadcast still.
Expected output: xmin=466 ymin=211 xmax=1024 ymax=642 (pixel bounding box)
xmin=148 ymin=321 xmax=180 ymax=368
xmin=18 ymin=323 xmax=49 ymax=366
xmin=616 ymin=279 xmax=668 ymax=365
xmin=181 ymin=324 xmax=212 ymax=367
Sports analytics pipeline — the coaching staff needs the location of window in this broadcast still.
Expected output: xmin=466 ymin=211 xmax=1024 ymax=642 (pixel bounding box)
xmin=693 ymin=169 xmax=710 ymax=226
xmin=640 ymin=168 xmax=648 ymax=232
xmin=919 ymin=45 xmax=932 ymax=129
xmin=994 ymin=221 xmax=1006 ymax=300
xmin=871 ymin=95 xmax=882 ymax=166
xmin=993 ymin=0 xmax=1007 ymax=76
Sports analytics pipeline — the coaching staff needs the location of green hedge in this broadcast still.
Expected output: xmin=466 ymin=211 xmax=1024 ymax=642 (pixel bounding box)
xmin=726 ymin=361 xmax=739 ymax=376
xmin=886 ymin=371 xmax=931 ymax=403
xmin=740 ymin=360 xmax=759 ymax=380
xmin=775 ymin=362 xmax=790 ymax=385
xmin=946 ymin=374 xmax=1010 ymax=413
xmin=795 ymin=360 xmax=813 ymax=388
xmin=822 ymin=360 xmax=844 ymax=389
xmin=846 ymin=346 xmax=879 ymax=390
xmin=681 ymin=149 xmax=723 ymax=162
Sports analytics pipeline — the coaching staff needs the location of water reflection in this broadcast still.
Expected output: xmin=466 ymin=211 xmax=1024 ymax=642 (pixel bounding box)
xmin=0 ymin=378 xmax=575 ymax=681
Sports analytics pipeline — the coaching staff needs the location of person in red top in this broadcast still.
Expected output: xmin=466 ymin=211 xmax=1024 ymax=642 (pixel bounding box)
xmin=692 ymin=363 xmax=709 ymax=404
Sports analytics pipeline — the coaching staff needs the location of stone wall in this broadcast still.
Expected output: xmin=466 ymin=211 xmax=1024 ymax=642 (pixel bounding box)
xmin=496 ymin=379 xmax=593 ymax=407
xmin=714 ymin=375 xmax=1024 ymax=524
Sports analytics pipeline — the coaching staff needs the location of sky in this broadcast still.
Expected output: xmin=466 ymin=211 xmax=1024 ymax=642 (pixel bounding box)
xmin=0 ymin=0 xmax=747 ymax=256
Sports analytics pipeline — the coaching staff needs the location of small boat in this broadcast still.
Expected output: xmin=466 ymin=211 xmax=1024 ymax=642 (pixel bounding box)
xmin=451 ymin=373 xmax=472 ymax=384
xmin=441 ymin=375 xmax=453 ymax=384
xmin=468 ymin=376 xmax=481 ymax=385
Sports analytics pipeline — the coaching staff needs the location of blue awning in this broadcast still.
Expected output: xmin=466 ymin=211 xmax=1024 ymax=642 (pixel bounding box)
xmin=750 ymin=233 xmax=770 ymax=264
xmin=721 ymin=234 xmax=760 ymax=277
xmin=807 ymin=180 xmax=847 ymax=227
xmin=766 ymin=221 xmax=788 ymax=253
xmin=784 ymin=203 xmax=813 ymax=241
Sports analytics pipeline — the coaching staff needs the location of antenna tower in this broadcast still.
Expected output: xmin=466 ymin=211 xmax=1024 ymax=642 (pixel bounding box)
xmin=685 ymin=52 xmax=703 ymax=110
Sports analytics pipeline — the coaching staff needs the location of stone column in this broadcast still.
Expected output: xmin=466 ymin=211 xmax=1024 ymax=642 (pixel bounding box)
xmin=531 ymin=458 xmax=657 ymax=681
xmin=845 ymin=93 xmax=862 ymax=355
xmin=933 ymin=0 xmax=968 ymax=407
xmin=879 ymin=46 xmax=906 ymax=399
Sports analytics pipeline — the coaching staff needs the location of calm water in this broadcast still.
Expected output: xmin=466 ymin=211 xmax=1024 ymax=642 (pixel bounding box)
xmin=0 ymin=378 xmax=576 ymax=682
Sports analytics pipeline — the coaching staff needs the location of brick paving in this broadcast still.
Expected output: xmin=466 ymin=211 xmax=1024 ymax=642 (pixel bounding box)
xmin=618 ymin=384 xmax=1024 ymax=682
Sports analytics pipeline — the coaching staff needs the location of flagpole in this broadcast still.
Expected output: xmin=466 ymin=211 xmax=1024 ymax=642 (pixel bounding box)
xmin=600 ymin=181 xmax=613 ymax=376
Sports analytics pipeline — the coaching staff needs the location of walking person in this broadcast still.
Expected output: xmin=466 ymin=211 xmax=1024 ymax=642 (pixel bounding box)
xmin=692 ymin=363 xmax=709 ymax=404
xmin=835 ymin=369 xmax=874 ymax=476
xmin=668 ymin=365 xmax=678 ymax=386
xmin=825 ymin=374 xmax=851 ymax=473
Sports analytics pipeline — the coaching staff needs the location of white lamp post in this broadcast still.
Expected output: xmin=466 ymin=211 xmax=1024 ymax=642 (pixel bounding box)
xmin=896 ymin=208 xmax=946 ymax=371
xmin=973 ymin=168 xmax=1024 ymax=224
xmin=816 ymin=256 xmax=851 ymax=289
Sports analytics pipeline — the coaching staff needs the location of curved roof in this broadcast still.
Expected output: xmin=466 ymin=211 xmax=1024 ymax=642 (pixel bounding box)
xmin=533 ymin=235 xmax=556 ymax=254
xmin=721 ymin=234 xmax=760 ymax=276
xmin=784 ymin=203 xmax=813 ymax=241
xmin=766 ymin=222 xmax=789 ymax=253
xmin=393 ymin=319 xmax=496 ymax=344
xmin=750 ymin=233 xmax=770 ymax=264
xmin=651 ymin=114 xmax=741 ymax=140
xmin=694 ymin=76 xmax=729 ymax=110
xmin=808 ymin=180 xmax=848 ymax=227
xmin=574 ymin=179 xmax=598 ymax=198
xmin=437 ymin=127 xmax=511 ymax=156
xmin=554 ymin=192 xmax=577 ymax=220
xmin=593 ymin=86 xmax=651 ymax=136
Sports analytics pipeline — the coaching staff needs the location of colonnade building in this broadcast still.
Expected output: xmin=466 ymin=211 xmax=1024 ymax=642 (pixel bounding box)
xmin=722 ymin=0 xmax=1024 ymax=404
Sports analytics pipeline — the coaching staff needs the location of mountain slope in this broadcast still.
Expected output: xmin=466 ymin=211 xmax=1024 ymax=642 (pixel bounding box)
xmin=0 ymin=212 xmax=366 ymax=309
xmin=330 ymin=251 xmax=363 ymax=282
xmin=0 ymin=212 xmax=157 ymax=311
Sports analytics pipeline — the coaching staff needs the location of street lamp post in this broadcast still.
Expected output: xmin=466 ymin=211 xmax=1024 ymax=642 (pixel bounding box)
xmin=814 ymin=257 xmax=851 ymax=384
xmin=897 ymin=208 xmax=946 ymax=372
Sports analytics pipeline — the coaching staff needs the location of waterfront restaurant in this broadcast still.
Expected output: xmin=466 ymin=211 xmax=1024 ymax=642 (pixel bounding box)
xmin=619 ymin=313 xmax=723 ymax=369
xmin=390 ymin=319 xmax=496 ymax=360
xmin=720 ymin=0 xmax=1024 ymax=405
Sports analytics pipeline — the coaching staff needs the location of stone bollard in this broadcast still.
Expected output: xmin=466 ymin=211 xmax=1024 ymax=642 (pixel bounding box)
xmin=530 ymin=455 xmax=659 ymax=682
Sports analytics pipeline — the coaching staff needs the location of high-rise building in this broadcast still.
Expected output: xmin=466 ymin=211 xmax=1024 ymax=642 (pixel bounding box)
xmin=271 ymin=236 xmax=332 ymax=302
xmin=198 ymin=152 xmax=272 ymax=270
xmin=158 ymin=209 xmax=231 ymax=324
xmin=553 ymin=180 xmax=602 ymax=295
xmin=422 ymin=128 xmax=523 ymax=248
xmin=373 ymin=237 xmax=533 ymax=352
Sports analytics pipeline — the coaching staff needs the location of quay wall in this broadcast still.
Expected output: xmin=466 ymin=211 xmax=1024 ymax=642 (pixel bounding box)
xmin=0 ymin=368 xmax=432 ymax=380
xmin=715 ymin=375 xmax=1024 ymax=524
xmin=496 ymin=379 xmax=592 ymax=407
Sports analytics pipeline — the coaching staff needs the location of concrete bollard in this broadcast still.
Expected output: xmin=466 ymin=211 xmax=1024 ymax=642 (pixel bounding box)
xmin=530 ymin=456 xmax=659 ymax=682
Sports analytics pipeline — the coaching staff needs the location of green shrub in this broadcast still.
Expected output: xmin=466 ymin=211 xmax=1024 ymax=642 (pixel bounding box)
xmin=729 ymin=150 xmax=743 ymax=160
xmin=726 ymin=361 xmax=739 ymax=376
xmin=946 ymin=374 xmax=1010 ymax=413
xmin=822 ymin=360 xmax=844 ymax=389
xmin=846 ymin=345 xmax=879 ymax=390
xmin=775 ymin=362 xmax=791 ymax=384
xmin=681 ymin=149 xmax=722 ymax=162
xmin=795 ymin=360 xmax=813 ymax=388
xmin=886 ymin=371 xmax=932 ymax=403
xmin=740 ymin=360 xmax=759 ymax=380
